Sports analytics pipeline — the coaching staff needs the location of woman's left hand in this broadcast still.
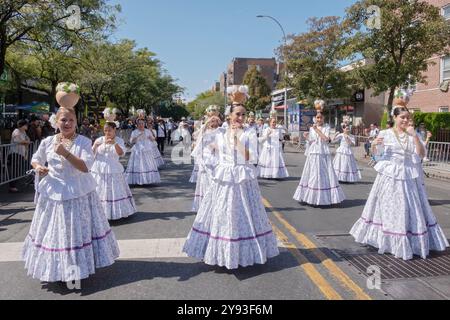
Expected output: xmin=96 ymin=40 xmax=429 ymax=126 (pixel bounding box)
xmin=55 ymin=143 xmax=68 ymax=157
xmin=406 ymin=126 xmax=417 ymax=137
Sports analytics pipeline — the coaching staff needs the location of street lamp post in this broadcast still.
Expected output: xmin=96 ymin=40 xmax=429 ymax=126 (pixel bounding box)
xmin=257 ymin=15 xmax=288 ymax=133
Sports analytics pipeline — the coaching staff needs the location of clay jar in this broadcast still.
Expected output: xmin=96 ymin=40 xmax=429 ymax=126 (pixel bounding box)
xmin=56 ymin=91 xmax=80 ymax=109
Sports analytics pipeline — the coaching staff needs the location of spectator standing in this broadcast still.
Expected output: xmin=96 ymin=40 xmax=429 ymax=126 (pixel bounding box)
xmin=8 ymin=120 xmax=31 ymax=193
xmin=155 ymin=118 xmax=167 ymax=155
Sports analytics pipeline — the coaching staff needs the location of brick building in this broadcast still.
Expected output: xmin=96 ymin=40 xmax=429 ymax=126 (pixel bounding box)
xmin=406 ymin=0 xmax=450 ymax=113
xmin=219 ymin=58 xmax=280 ymax=93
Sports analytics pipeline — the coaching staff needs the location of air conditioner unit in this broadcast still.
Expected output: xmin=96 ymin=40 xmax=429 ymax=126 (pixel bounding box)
xmin=440 ymin=80 xmax=449 ymax=92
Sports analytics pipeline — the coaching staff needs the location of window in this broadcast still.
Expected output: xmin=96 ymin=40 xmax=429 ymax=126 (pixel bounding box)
xmin=439 ymin=107 xmax=449 ymax=113
xmin=442 ymin=56 xmax=450 ymax=81
xmin=443 ymin=5 xmax=450 ymax=20
xmin=248 ymin=65 xmax=262 ymax=72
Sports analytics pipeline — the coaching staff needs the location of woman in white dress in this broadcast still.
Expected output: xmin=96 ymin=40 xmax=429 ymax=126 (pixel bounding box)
xmin=257 ymin=118 xmax=289 ymax=179
xmin=350 ymin=105 xmax=448 ymax=260
xmin=293 ymin=110 xmax=345 ymax=206
xmin=92 ymin=121 xmax=137 ymax=220
xmin=23 ymin=106 xmax=119 ymax=282
xmin=332 ymin=124 xmax=361 ymax=183
xmin=191 ymin=116 xmax=221 ymax=212
xmin=125 ymin=119 xmax=161 ymax=185
xmin=183 ymin=86 xmax=279 ymax=269
xmin=147 ymin=117 xmax=164 ymax=168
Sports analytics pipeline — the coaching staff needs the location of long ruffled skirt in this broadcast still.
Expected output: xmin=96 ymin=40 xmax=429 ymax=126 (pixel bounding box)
xmin=333 ymin=152 xmax=361 ymax=183
xmin=350 ymin=173 xmax=449 ymax=260
xmin=22 ymin=191 xmax=120 ymax=282
xmin=92 ymin=172 xmax=137 ymax=220
xmin=257 ymin=147 xmax=289 ymax=179
xmin=293 ymin=153 xmax=345 ymax=205
xmin=125 ymin=149 xmax=160 ymax=185
xmin=183 ymin=178 xmax=279 ymax=269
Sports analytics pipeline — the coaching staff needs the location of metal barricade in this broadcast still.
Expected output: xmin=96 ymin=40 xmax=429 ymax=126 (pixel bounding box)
xmin=0 ymin=141 xmax=40 ymax=186
xmin=424 ymin=141 xmax=450 ymax=172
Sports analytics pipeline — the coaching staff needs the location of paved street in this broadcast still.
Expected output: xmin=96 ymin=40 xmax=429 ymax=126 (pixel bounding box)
xmin=0 ymin=144 xmax=449 ymax=300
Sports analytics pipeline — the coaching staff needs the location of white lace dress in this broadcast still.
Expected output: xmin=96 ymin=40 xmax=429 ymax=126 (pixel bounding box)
xmin=257 ymin=127 xmax=289 ymax=179
xmin=149 ymin=129 xmax=165 ymax=168
xmin=125 ymin=129 xmax=161 ymax=185
xmin=350 ymin=129 xmax=449 ymax=260
xmin=91 ymin=136 xmax=137 ymax=220
xmin=23 ymin=135 xmax=120 ymax=282
xmin=183 ymin=128 xmax=280 ymax=269
xmin=190 ymin=128 xmax=220 ymax=211
xmin=293 ymin=125 xmax=345 ymax=205
xmin=332 ymin=133 xmax=361 ymax=182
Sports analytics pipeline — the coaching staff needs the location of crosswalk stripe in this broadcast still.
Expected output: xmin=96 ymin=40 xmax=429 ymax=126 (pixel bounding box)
xmin=0 ymin=238 xmax=288 ymax=263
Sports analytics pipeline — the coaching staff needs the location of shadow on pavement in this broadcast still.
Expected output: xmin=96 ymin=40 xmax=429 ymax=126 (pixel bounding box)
xmin=108 ymin=211 xmax=196 ymax=227
xmin=37 ymin=246 xmax=348 ymax=297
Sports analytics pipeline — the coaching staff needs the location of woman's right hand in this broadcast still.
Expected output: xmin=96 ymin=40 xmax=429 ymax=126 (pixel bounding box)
xmin=35 ymin=165 xmax=49 ymax=177
xmin=373 ymin=137 xmax=384 ymax=145
xmin=303 ymin=132 xmax=309 ymax=139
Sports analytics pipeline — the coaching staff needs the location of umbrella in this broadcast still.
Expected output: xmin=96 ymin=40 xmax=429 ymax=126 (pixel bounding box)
xmin=16 ymin=101 xmax=50 ymax=113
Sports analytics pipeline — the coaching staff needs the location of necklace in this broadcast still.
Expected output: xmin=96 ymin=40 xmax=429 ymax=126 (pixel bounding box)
xmin=392 ymin=128 xmax=410 ymax=152
xmin=55 ymin=133 xmax=77 ymax=159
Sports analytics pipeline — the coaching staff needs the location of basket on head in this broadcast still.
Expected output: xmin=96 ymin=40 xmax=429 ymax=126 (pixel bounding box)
xmin=227 ymin=85 xmax=249 ymax=105
xmin=56 ymin=82 xmax=80 ymax=109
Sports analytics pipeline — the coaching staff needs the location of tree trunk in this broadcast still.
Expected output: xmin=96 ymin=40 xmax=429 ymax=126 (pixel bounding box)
xmin=387 ymin=87 xmax=396 ymax=121
xmin=50 ymin=81 xmax=57 ymax=112
xmin=0 ymin=24 xmax=7 ymax=77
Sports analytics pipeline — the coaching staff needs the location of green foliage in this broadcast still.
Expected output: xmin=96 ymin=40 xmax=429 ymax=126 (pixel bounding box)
xmin=412 ymin=112 xmax=450 ymax=141
xmin=242 ymin=66 xmax=272 ymax=112
xmin=345 ymin=0 xmax=450 ymax=114
xmin=187 ymin=91 xmax=225 ymax=119
xmin=282 ymin=16 xmax=353 ymax=104
xmin=381 ymin=111 xmax=388 ymax=129
xmin=159 ymin=103 xmax=189 ymax=121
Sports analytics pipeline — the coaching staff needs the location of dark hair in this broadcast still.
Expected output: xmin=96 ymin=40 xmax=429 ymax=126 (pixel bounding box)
xmin=393 ymin=107 xmax=409 ymax=117
xmin=17 ymin=119 xmax=28 ymax=128
xmin=230 ymin=104 xmax=245 ymax=114
xmin=387 ymin=120 xmax=394 ymax=128
xmin=104 ymin=121 xmax=117 ymax=129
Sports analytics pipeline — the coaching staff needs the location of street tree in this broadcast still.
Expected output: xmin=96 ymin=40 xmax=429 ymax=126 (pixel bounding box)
xmin=242 ymin=65 xmax=272 ymax=112
xmin=282 ymin=16 xmax=352 ymax=108
xmin=0 ymin=0 xmax=120 ymax=78
xmin=345 ymin=0 xmax=450 ymax=117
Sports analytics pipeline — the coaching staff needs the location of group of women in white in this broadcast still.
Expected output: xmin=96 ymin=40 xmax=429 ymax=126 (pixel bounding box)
xmin=22 ymin=83 xmax=448 ymax=285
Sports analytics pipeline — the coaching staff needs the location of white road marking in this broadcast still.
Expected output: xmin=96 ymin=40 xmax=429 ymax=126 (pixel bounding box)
xmin=0 ymin=238 xmax=286 ymax=262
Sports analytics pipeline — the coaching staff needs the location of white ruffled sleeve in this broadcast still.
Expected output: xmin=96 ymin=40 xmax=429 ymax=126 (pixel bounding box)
xmin=31 ymin=137 xmax=50 ymax=165
xmin=246 ymin=129 xmax=259 ymax=165
xmin=79 ymin=137 xmax=95 ymax=170
xmin=116 ymin=137 xmax=127 ymax=156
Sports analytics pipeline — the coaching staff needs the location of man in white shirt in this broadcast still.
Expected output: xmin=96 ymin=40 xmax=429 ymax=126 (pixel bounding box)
xmin=166 ymin=118 xmax=176 ymax=146
xmin=155 ymin=119 xmax=167 ymax=155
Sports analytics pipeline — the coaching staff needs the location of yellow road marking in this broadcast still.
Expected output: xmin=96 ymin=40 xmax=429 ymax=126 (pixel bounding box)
xmin=264 ymin=198 xmax=372 ymax=301
xmin=271 ymin=223 xmax=342 ymax=300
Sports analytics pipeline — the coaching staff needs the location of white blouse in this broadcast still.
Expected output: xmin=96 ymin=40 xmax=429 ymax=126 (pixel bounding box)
xmin=91 ymin=136 xmax=126 ymax=174
xmin=260 ymin=127 xmax=284 ymax=152
xmin=191 ymin=128 xmax=220 ymax=166
xmin=130 ymin=129 xmax=154 ymax=152
xmin=307 ymin=124 xmax=331 ymax=155
xmin=31 ymin=135 xmax=96 ymax=201
xmin=374 ymin=129 xmax=421 ymax=180
xmin=212 ymin=128 xmax=258 ymax=184
xmin=334 ymin=133 xmax=356 ymax=155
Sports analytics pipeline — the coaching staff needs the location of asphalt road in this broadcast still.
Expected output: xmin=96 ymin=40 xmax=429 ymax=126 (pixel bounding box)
xmin=0 ymin=144 xmax=449 ymax=300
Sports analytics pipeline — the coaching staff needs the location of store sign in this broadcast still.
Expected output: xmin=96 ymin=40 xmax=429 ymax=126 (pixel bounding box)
xmin=353 ymin=90 xmax=364 ymax=102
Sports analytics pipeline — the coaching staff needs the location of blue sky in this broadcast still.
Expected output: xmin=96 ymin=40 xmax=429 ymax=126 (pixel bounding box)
xmin=110 ymin=0 xmax=357 ymax=101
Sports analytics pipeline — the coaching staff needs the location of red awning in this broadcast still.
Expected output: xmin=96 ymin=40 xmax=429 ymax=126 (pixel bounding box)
xmin=274 ymin=105 xmax=287 ymax=110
